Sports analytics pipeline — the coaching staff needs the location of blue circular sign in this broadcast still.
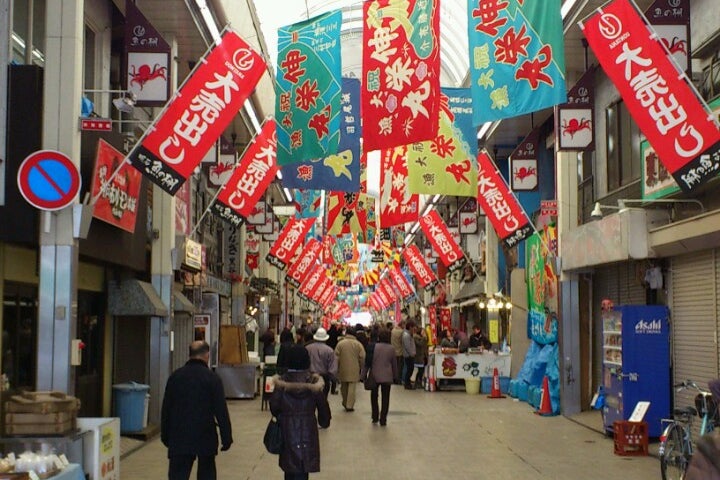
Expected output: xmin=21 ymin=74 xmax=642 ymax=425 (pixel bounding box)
xmin=17 ymin=150 xmax=81 ymax=211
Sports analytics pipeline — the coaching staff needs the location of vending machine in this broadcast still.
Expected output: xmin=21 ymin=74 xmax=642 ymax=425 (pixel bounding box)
xmin=602 ymin=305 xmax=670 ymax=438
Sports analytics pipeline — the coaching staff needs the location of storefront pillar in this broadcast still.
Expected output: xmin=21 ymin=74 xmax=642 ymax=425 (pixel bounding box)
xmin=36 ymin=0 xmax=83 ymax=394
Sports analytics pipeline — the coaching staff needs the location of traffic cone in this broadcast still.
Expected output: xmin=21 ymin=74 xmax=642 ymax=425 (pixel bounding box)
xmin=487 ymin=367 xmax=506 ymax=399
xmin=535 ymin=376 xmax=554 ymax=416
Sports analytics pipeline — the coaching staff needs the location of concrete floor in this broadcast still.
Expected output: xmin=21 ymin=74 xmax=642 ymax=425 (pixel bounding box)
xmin=121 ymin=385 xmax=660 ymax=479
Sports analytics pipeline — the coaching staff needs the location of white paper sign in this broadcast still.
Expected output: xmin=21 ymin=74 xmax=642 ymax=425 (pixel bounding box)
xmin=629 ymin=401 xmax=651 ymax=422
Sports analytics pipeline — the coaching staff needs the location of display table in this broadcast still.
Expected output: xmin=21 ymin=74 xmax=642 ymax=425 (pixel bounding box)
xmin=216 ymin=364 xmax=259 ymax=399
xmin=430 ymin=351 xmax=511 ymax=382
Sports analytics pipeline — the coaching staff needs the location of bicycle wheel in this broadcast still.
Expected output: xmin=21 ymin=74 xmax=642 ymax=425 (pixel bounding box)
xmin=660 ymin=424 xmax=688 ymax=480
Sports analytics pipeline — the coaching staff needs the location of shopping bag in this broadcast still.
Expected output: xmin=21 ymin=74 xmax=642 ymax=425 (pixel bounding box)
xmin=263 ymin=416 xmax=282 ymax=454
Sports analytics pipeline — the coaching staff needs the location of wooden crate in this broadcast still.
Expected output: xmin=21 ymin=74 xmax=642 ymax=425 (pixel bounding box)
xmin=5 ymin=418 xmax=75 ymax=435
xmin=5 ymin=411 xmax=75 ymax=424
xmin=5 ymin=391 xmax=80 ymax=414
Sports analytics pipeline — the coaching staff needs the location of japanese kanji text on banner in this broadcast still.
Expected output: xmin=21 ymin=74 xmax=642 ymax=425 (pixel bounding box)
xmin=267 ymin=217 xmax=315 ymax=270
xmin=420 ymin=210 xmax=465 ymax=272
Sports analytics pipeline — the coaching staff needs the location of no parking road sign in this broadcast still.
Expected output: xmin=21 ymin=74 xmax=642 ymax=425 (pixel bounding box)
xmin=17 ymin=150 xmax=81 ymax=211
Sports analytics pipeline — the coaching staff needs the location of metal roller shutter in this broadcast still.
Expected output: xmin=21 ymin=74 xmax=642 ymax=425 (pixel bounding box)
xmin=171 ymin=313 xmax=194 ymax=373
xmin=671 ymin=249 xmax=719 ymax=439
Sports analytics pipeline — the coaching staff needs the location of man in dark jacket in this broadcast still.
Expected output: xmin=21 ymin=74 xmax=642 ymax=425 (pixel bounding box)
xmin=161 ymin=341 xmax=232 ymax=480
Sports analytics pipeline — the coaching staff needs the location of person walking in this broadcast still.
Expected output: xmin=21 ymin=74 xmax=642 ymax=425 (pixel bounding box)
xmin=306 ymin=328 xmax=338 ymax=399
xmin=402 ymin=321 xmax=417 ymax=389
xmin=326 ymin=322 xmax=341 ymax=394
xmin=260 ymin=328 xmax=276 ymax=360
xmin=334 ymin=326 xmax=365 ymax=412
xmin=161 ymin=341 xmax=232 ymax=480
xmin=413 ymin=326 xmax=428 ymax=390
xmin=364 ymin=329 xmax=397 ymax=426
xmin=390 ymin=321 xmax=405 ymax=384
xmin=270 ymin=344 xmax=332 ymax=480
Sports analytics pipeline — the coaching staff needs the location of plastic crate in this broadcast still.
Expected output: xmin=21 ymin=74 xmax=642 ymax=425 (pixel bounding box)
xmin=480 ymin=376 xmax=492 ymax=394
xmin=499 ymin=376 xmax=510 ymax=394
xmin=613 ymin=421 xmax=648 ymax=456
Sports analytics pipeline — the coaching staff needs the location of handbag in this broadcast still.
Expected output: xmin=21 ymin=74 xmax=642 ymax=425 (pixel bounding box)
xmin=363 ymin=369 xmax=376 ymax=391
xmin=263 ymin=416 xmax=283 ymax=454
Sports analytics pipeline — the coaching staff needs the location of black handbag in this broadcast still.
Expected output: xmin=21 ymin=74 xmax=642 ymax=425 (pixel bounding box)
xmin=263 ymin=416 xmax=282 ymax=454
xmin=363 ymin=369 xmax=376 ymax=391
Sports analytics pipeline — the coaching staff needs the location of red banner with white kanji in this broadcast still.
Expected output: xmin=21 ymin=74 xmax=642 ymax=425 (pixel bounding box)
xmin=477 ymin=150 xmax=534 ymax=248
xmin=380 ymin=146 xmax=418 ymax=227
xmin=285 ymin=238 xmax=322 ymax=288
xmin=362 ymin=0 xmax=440 ymax=152
xmin=427 ymin=305 xmax=438 ymax=345
xmin=402 ymin=245 xmax=438 ymax=291
xmin=439 ymin=306 xmax=451 ymax=332
xmin=581 ymin=0 xmax=720 ymax=193
xmin=298 ymin=264 xmax=326 ymax=301
xmin=267 ymin=217 xmax=314 ymax=270
xmin=128 ymin=29 xmax=265 ymax=194
xmin=388 ymin=266 xmax=415 ymax=303
xmin=211 ymin=119 xmax=277 ymax=227
xmin=420 ymin=210 xmax=465 ymax=272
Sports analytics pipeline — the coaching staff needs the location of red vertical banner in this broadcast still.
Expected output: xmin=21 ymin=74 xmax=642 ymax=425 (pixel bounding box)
xmin=420 ymin=210 xmax=465 ymax=272
xmin=402 ymin=245 xmax=438 ymax=291
xmin=211 ymin=119 xmax=278 ymax=227
xmin=128 ymin=29 xmax=266 ymax=194
xmin=266 ymin=217 xmax=314 ymax=270
xmin=298 ymin=265 xmax=326 ymax=301
xmin=285 ymin=238 xmax=322 ymax=288
xmin=476 ymin=150 xmax=534 ymax=248
xmin=362 ymin=0 xmax=440 ymax=151
xmin=428 ymin=305 xmax=438 ymax=344
xmin=388 ymin=266 xmax=415 ymax=303
xmin=380 ymin=146 xmax=419 ymax=227
xmin=581 ymin=0 xmax=720 ymax=192
xmin=439 ymin=307 xmax=451 ymax=332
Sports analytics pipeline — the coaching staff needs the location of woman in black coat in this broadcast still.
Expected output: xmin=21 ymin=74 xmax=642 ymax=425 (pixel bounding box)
xmin=270 ymin=345 xmax=331 ymax=480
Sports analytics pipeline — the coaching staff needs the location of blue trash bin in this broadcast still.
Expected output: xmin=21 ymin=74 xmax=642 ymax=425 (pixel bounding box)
xmin=113 ymin=382 xmax=150 ymax=433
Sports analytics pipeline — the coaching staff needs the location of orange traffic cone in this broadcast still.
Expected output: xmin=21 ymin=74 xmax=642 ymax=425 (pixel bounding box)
xmin=535 ymin=376 xmax=554 ymax=416
xmin=487 ymin=367 xmax=506 ymax=399
xmin=428 ymin=376 xmax=436 ymax=392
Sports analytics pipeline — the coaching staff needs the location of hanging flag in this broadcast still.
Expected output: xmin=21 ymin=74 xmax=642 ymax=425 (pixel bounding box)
xmin=556 ymin=66 xmax=596 ymax=152
xmin=467 ymin=0 xmax=567 ymax=126
xmin=128 ymin=29 xmax=265 ymax=195
xmin=407 ymin=95 xmax=478 ymax=196
xmin=645 ymin=0 xmax=691 ymax=76
xmin=477 ymin=150 xmax=533 ymax=248
xmin=275 ymin=10 xmax=342 ymax=165
xmin=420 ymin=210 xmax=465 ymax=273
xmin=124 ymin=0 xmax=171 ymax=106
xmin=427 ymin=305 xmax=438 ymax=344
xmin=581 ymin=0 xmax=720 ymax=193
xmin=285 ymin=238 xmax=322 ymax=288
xmin=298 ymin=265 xmax=326 ymax=301
xmin=210 ymin=119 xmax=277 ymax=227
xmin=388 ymin=266 xmax=415 ymax=302
xmin=378 ymin=277 xmax=398 ymax=305
xmin=443 ymin=87 xmax=478 ymax=158
xmin=402 ymin=244 xmax=438 ymax=291
xmin=380 ymin=146 xmax=419 ymax=227
xmin=91 ymin=139 xmax=142 ymax=233
xmin=509 ymin=127 xmax=540 ymax=191
xmin=245 ymin=230 xmax=261 ymax=272
xmin=439 ymin=306 xmax=451 ymax=332
xmin=325 ymin=191 xmax=373 ymax=237
xmin=266 ymin=217 xmax=315 ymax=270
xmin=362 ymin=0 xmax=441 ymax=151
xmin=293 ymin=189 xmax=323 ymax=218
xmin=281 ymin=77 xmax=361 ymax=191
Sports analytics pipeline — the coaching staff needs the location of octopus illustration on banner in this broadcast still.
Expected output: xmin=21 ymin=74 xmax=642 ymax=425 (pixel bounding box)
xmin=467 ymin=0 xmax=566 ymax=126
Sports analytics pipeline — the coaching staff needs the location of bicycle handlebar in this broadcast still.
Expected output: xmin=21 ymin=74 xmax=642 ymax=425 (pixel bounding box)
xmin=674 ymin=379 xmax=711 ymax=395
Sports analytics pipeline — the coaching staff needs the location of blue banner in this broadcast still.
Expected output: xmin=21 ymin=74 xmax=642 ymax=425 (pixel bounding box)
xmin=281 ymin=77 xmax=361 ymax=191
xmin=442 ymin=87 xmax=478 ymax=159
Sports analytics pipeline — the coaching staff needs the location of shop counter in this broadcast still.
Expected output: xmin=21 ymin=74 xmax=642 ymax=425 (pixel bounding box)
xmin=430 ymin=351 xmax=511 ymax=382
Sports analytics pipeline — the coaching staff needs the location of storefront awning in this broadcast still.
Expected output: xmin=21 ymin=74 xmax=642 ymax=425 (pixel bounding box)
xmin=451 ymin=277 xmax=486 ymax=306
xmin=173 ymin=290 xmax=196 ymax=313
xmin=108 ymin=280 xmax=169 ymax=316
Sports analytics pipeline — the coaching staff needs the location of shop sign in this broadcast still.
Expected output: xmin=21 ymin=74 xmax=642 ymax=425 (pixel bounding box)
xmin=420 ymin=210 xmax=465 ymax=272
xmin=90 ymin=139 xmax=142 ymax=233
xmin=510 ymin=128 xmax=540 ymax=190
xmin=556 ymin=67 xmax=595 ymax=152
xmin=581 ymin=0 xmax=720 ymax=193
xmin=477 ymin=150 xmax=533 ymax=248
xmin=128 ymin=29 xmax=265 ymax=194
xmin=184 ymin=238 xmax=202 ymax=270
xmin=645 ymin=0 xmax=691 ymax=76
xmin=540 ymin=200 xmax=558 ymax=217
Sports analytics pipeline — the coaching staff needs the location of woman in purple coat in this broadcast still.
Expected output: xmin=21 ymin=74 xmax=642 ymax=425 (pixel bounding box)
xmin=364 ymin=329 xmax=397 ymax=426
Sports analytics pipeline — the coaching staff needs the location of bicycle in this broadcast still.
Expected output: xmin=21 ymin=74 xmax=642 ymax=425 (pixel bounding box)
xmin=659 ymin=379 xmax=720 ymax=480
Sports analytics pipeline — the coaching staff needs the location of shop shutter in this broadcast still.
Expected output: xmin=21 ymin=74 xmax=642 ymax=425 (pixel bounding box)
xmin=671 ymin=249 xmax=719 ymax=439
xmin=617 ymin=261 xmax=647 ymax=305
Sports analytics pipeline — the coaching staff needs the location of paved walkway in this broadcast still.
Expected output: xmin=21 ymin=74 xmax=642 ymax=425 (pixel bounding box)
xmin=121 ymin=385 xmax=660 ymax=479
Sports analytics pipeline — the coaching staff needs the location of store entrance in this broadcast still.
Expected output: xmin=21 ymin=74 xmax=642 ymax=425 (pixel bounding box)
xmin=2 ymin=282 xmax=37 ymax=391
